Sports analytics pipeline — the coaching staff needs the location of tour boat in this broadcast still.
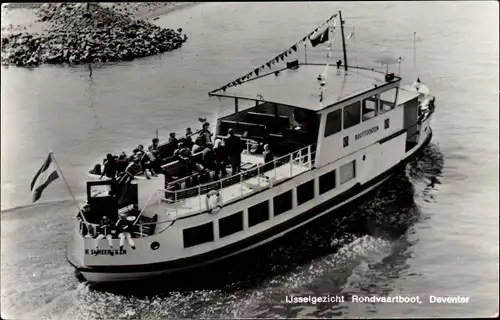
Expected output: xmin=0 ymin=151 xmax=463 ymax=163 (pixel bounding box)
xmin=66 ymin=11 xmax=436 ymax=283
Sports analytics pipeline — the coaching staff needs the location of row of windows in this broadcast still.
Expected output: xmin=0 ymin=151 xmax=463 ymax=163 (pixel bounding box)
xmin=182 ymin=160 xmax=357 ymax=248
xmin=324 ymin=88 xmax=398 ymax=138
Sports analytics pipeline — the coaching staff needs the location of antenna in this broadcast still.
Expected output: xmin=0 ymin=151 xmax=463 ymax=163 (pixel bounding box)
xmin=339 ymin=10 xmax=348 ymax=71
xmin=413 ymin=31 xmax=417 ymax=71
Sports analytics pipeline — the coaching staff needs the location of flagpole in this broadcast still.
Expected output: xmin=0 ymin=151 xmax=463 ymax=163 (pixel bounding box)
xmin=50 ymin=152 xmax=88 ymax=223
xmin=304 ymin=42 xmax=308 ymax=64
xmin=339 ymin=10 xmax=348 ymax=72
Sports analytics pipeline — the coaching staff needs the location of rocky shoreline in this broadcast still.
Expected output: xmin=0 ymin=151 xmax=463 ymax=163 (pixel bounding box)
xmin=1 ymin=3 xmax=188 ymax=67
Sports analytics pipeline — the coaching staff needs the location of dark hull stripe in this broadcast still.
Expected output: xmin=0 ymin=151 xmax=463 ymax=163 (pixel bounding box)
xmin=70 ymin=130 xmax=432 ymax=274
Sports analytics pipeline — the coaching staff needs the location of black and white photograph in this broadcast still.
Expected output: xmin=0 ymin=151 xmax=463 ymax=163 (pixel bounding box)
xmin=1 ymin=1 xmax=498 ymax=319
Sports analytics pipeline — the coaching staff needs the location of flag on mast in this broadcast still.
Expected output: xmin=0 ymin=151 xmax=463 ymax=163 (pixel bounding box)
xmin=30 ymin=153 xmax=59 ymax=203
xmin=309 ymin=26 xmax=329 ymax=47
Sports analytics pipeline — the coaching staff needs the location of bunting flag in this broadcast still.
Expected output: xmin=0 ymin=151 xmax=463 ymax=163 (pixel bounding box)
xmin=236 ymin=79 xmax=242 ymax=84
xmin=275 ymin=56 xmax=280 ymax=63
xmin=292 ymin=44 xmax=297 ymax=52
xmin=279 ymin=54 xmax=284 ymax=61
xmin=254 ymin=69 xmax=260 ymax=77
xmin=310 ymin=26 xmax=330 ymax=47
xmin=31 ymin=153 xmax=59 ymax=203
xmin=266 ymin=62 xmax=271 ymax=68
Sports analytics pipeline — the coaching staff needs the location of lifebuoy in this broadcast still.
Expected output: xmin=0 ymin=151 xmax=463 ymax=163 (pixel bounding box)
xmin=205 ymin=190 xmax=223 ymax=214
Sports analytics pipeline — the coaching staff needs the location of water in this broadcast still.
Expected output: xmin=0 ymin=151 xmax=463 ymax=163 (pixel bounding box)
xmin=1 ymin=2 xmax=498 ymax=318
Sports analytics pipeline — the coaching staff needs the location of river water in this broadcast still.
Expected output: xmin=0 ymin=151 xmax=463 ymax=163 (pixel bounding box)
xmin=1 ymin=2 xmax=498 ymax=319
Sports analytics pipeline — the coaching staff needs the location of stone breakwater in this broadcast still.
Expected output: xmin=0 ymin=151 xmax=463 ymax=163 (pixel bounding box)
xmin=1 ymin=3 xmax=188 ymax=67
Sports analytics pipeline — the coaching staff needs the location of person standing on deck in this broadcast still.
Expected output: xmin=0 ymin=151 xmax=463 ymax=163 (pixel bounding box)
xmin=198 ymin=122 xmax=213 ymax=147
xmin=214 ymin=138 xmax=228 ymax=177
xmin=225 ymin=128 xmax=244 ymax=174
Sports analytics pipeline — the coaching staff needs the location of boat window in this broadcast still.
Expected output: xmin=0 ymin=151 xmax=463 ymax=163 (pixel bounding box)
xmin=324 ymin=109 xmax=342 ymax=137
xmin=343 ymin=101 xmax=361 ymax=129
xmin=319 ymin=170 xmax=336 ymax=194
xmin=248 ymin=200 xmax=269 ymax=227
xmin=379 ymin=88 xmax=398 ymax=114
xmin=219 ymin=211 xmax=244 ymax=238
xmin=340 ymin=160 xmax=356 ymax=184
xmin=273 ymin=190 xmax=293 ymax=216
xmin=362 ymin=96 xmax=379 ymax=121
xmin=183 ymin=222 xmax=214 ymax=248
xmin=297 ymin=180 xmax=315 ymax=205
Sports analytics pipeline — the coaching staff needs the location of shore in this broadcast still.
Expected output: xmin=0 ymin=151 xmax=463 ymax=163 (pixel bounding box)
xmin=1 ymin=2 xmax=199 ymax=67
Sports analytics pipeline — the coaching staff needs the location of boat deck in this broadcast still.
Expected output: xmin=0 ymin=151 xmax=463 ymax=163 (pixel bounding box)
xmin=138 ymin=150 xmax=313 ymax=229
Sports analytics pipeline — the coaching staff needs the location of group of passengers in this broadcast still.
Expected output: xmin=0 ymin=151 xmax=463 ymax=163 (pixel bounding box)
xmin=92 ymin=122 xmax=248 ymax=184
xmin=93 ymin=213 xmax=136 ymax=250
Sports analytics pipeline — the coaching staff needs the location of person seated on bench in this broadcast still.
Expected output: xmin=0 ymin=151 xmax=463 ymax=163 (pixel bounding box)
xmin=225 ymin=128 xmax=245 ymax=174
xmin=100 ymin=153 xmax=119 ymax=181
xmin=192 ymin=137 xmax=203 ymax=154
xmin=117 ymin=152 xmax=128 ymax=173
xmin=142 ymin=150 xmax=161 ymax=177
xmin=198 ymin=122 xmax=213 ymax=147
xmin=185 ymin=127 xmax=194 ymax=149
xmin=148 ymin=138 xmax=160 ymax=158
xmin=202 ymin=143 xmax=220 ymax=180
xmin=164 ymin=132 xmax=178 ymax=158
xmin=115 ymin=214 xmax=136 ymax=250
xmin=214 ymin=138 xmax=228 ymax=177
xmin=174 ymin=142 xmax=195 ymax=176
xmin=119 ymin=154 xmax=151 ymax=184
xmin=95 ymin=215 xmax=113 ymax=248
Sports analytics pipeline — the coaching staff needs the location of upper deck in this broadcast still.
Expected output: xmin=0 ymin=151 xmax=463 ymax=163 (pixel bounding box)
xmin=211 ymin=64 xmax=400 ymax=111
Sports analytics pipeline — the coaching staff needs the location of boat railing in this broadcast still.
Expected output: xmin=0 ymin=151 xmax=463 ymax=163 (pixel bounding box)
xmin=131 ymin=143 xmax=317 ymax=230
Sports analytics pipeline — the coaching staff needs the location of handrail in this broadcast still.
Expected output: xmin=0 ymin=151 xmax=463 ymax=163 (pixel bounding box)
xmin=112 ymin=143 xmax=318 ymax=237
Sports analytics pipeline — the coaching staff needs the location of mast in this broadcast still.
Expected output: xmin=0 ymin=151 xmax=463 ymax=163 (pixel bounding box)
xmin=339 ymin=10 xmax=348 ymax=71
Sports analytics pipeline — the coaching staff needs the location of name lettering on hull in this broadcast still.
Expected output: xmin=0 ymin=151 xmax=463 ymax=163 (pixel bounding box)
xmin=355 ymin=125 xmax=379 ymax=140
xmin=85 ymin=248 xmax=127 ymax=256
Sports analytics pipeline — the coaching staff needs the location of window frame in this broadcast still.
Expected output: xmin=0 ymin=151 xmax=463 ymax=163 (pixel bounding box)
xmin=343 ymin=101 xmax=361 ymax=129
xmin=362 ymin=95 xmax=379 ymax=122
xmin=324 ymin=108 xmax=342 ymax=137
xmin=319 ymin=170 xmax=336 ymax=194
xmin=248 ymin=200 xmax=270 ymax=227
xmin=183 ymin=222 xmax=214 ymax=248
xmin=297 ymin=179 xmax=315 ymax=205
xmin=339 ymin=160 xmax=356 ymax=185
xmin=218 ymin=211 xmax=244 ymax=238
xmin=273 ymin=190 xmax=293 ymax=216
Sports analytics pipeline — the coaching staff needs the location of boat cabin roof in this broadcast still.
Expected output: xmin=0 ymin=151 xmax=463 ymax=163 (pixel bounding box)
xmin=212 ymin=64 xmax=400 ymax=112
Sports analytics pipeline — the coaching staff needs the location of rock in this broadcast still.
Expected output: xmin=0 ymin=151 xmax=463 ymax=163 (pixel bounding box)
xmin=2 ymin=3 xmax=188 ymax=67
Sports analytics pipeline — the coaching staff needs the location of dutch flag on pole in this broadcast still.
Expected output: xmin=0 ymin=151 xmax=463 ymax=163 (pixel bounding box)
xmin=30 ymin=153 xmax=59 ymax=203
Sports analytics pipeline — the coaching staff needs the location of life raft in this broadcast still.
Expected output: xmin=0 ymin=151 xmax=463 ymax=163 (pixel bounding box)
xmin=205 ymin=190 xmax=223 ymax=214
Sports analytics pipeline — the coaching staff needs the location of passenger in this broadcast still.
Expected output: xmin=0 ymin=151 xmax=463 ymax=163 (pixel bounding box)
xmin=191 ymin=137 xmax=203 ymax=154
xmin=225 ymin=128 xmax=245 ymax=174
xmin=202 ymin=143 xmax=220 ymax=180
xmin=185 ymin=127 xmax=194 ymax=149
xmin=261 ymin=144 xmax=274 ymax=181
xmin=117 ymin=152 xmax=128 ymax=173
xmin=165 ymin=132 xmax=178 ymax=158
xmin=95 ymin=215 xmax=113 ymax=247
xmin=263 ymin=144 xmax=274 ymax=163
xmin=133 ymin=144 xmax=145 ymax=155
xmin=100 ymin=153 xmax=119 ymax=180
xmin=119 ymin=154 xmax=150 ymax=183
xmin=174 ymin=142 xmax=193 ymax=176
xmin=89 ymin=163 xmax=102 ymax=175
xmin=198 ymin=122 xmax=213 ymax=147
xmin=148 ymin=138 xmax=160 ymax=158
xmin=214 ymin=138 xmax=228 ymax=176
xmin=174 ymin=142 xmax=191 ymax=161
xmin=115 ymin=214 xmax=136 ymax=250
xmin=144 ymin=150 xmax=162 ymax=176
